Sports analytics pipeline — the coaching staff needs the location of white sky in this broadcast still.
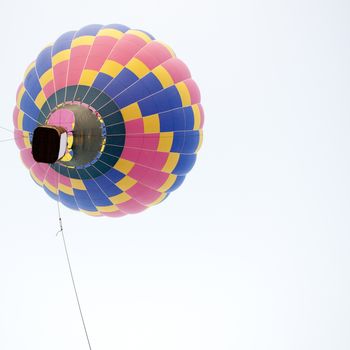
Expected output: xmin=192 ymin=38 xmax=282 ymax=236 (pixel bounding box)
xmin=0 ymin=0 xmax=350 ymax=349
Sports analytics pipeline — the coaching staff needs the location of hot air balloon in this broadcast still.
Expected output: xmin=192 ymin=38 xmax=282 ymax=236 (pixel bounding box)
xmin=13 ymin=24 xmax=204 ymax=217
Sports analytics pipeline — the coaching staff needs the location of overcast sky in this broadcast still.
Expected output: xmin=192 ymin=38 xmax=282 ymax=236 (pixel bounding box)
xmin=1 ymin=0 xmax=350 ymax=349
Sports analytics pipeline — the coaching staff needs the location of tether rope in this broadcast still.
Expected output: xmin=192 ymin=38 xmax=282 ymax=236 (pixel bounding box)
xmin=56 ymin=200 xmax=93 ymax=350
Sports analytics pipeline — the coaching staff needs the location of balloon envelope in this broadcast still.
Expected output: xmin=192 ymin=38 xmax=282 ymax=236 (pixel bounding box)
xmin=14 ymin=24 xmax=204 ymax=217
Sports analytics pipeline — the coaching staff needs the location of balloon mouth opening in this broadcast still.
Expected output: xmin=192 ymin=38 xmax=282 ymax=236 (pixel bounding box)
xmin=32 ymin=126 xmax=68 ymax=164
xmin=32 ymin=104 xmax=106 ymax=166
